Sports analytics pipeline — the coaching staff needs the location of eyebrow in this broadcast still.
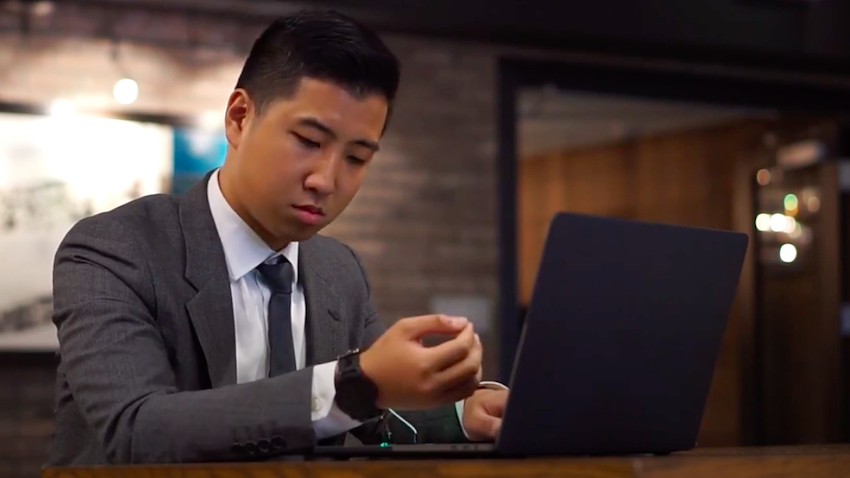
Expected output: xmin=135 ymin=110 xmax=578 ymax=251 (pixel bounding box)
xmin=296 ymin=117 xmax=380 ymax=152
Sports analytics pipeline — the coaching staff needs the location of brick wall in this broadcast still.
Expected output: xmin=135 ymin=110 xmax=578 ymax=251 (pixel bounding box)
xmin=0 ymin=354 xmax=57 ymax=477
xmin=0 ymin=3 xmax=499 ymax=475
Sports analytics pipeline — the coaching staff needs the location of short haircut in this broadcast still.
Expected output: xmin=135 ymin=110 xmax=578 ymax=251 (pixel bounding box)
xmin=235 ymin=9 xmax=401 ymax=117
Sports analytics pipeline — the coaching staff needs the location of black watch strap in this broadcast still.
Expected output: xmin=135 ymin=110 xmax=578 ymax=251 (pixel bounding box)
xmin=334 ymin=349 xmax=383 ymax=421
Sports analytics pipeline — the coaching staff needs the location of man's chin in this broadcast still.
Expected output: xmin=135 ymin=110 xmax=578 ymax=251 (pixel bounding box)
xmin=275 ymin=211 xmax=334 ymax=242
xmin=286 ymin=222 xmax=327 ymax=241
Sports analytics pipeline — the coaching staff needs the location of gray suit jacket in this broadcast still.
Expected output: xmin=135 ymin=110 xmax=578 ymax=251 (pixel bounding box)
xmin=48 ymin=172 xmax=466 ymax=465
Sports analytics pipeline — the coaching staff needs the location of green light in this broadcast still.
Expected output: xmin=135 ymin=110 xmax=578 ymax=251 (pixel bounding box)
xmin=784 ymin=194 xmax=799 ymax=211
xmin=379 ymin=442 xmax=390 ymax=447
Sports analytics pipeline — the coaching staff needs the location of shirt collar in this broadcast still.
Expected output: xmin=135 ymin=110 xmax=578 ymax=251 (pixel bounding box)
xmin=207 ymin=168 xmax=299 ymax=283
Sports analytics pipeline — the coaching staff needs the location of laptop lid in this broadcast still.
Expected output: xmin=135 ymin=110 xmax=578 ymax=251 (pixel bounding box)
xmin=496 ymin=212 xmax=748 ymax=456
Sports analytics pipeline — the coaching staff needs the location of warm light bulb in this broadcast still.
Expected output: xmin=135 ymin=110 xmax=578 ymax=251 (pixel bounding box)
xmin=756 ymin=169 xmax=771 ymax=186
xmin=114 ymin=78 xmax=139 ymax=104
xmin=807 ymin=196 xmax=820 ymax=213
xmin=770 ymin=214 xmax=787 ymax=232
xmin=783 ymin=216 xmax=797 ymax=234
xmin=779 ymin=243 xmax=797 ymax=263
xmin=755 ymin=213 xmax=771 ymax=232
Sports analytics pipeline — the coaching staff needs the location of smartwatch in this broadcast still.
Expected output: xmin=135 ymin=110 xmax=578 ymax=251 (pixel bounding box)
xmin=334 ymin=349 xmax=383 ymax=421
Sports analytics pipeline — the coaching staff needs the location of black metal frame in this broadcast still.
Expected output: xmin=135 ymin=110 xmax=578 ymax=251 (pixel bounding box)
xmin=0 ymin=100 xmax=196 ymax=127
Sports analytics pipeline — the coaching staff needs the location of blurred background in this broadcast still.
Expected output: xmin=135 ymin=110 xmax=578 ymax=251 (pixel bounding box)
xmin=1 ymin=0 xmax=850 ymax=475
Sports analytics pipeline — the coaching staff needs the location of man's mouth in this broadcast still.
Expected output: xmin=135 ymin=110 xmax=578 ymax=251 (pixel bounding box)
xmin=292 ymin=205 xmax=326 ymax=225
xmin=293 ymin=205 xmax=325 ymax=216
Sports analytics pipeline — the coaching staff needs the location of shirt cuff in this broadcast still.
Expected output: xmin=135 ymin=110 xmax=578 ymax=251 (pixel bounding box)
xmin=455 ymin=381 xmax=509 ymax=440
xmin=311 ymin=360 xmax=363 ymax=440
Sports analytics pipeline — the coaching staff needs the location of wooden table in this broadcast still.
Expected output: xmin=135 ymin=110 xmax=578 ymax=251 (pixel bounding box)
xmin=42 ymin=445 xmax=850 ymax=478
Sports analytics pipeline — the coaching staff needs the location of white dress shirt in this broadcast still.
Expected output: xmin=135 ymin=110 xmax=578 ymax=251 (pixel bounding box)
xmin=207 ymin=169 xmax=502 ymax=441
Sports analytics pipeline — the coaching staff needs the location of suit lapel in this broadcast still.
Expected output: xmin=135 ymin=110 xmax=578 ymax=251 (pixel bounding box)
xmin=179 ymin=171 xmax=237 ymax=388
xmin=177 ymin=174 xmax=346 ymax=383
xmin=300 ymin=239 xmax=345 ymax=366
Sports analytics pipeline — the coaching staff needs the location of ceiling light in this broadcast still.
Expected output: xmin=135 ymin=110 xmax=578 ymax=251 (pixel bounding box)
xmin=113 ymin=78 xmax=138 ymax=105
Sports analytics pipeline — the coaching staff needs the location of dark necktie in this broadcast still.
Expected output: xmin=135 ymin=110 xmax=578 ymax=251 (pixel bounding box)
xmin=256 ymin=256 xmax=297 ymax=377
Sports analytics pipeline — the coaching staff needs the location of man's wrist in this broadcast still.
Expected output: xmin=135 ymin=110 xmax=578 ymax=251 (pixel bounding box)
xmin=333 ymin=349 xmax=383 ymax=421
xmin=456 ymin=381 xmax=508 ymax=440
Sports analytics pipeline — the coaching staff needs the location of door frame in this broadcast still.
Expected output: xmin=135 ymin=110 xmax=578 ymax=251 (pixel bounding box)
xmin=496 ymin=55 xmax=850 ymax=442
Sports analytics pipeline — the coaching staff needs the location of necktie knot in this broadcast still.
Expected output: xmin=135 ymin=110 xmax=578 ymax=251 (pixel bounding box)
xmin=256 ymin=256 xmax=294 ymax=294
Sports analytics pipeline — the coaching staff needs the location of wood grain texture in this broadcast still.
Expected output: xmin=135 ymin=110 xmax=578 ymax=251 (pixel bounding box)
xmin=43 ymin=458 xmax=638 ymax=478
xmin=517 ymin=118 xmax=774 ymax=446
xmin=41 ymin=446 xmax=850 ymax=478
xmin=516 ymin=116 xmax=846 ymax=447
xmin=641 ymin=445 xmax=850 ymax=478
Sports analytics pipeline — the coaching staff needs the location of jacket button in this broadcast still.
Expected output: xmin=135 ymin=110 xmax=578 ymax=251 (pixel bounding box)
xmin=258 ymin=439 xmax=271 ymax=453
xmin=271 ymin=436 xmax=286 ymax=450
xmin=245 ymin=442 xmax=258 ymax=455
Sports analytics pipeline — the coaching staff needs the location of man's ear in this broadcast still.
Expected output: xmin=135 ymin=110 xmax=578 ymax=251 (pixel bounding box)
xmin=224 ymin=89 xmax=253 ymax=150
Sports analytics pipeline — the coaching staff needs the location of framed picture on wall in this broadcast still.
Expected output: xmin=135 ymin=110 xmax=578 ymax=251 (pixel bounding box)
xmin=0 ymin=110 xmax=181 ymax=351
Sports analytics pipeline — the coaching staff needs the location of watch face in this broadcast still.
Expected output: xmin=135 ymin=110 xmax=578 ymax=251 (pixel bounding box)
xmin=338 ymin=351 xmax=360 ymax=377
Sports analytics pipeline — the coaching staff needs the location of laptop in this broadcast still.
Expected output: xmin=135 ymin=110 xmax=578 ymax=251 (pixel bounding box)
xmin=303 ymin=212 xmax=749 ymax=459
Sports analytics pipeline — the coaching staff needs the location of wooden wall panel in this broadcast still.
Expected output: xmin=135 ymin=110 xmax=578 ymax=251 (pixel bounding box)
xmin=757 ymin=161 xmax=844 ymax=444
xmin=518 ymin=119 xmax=770 ymax=446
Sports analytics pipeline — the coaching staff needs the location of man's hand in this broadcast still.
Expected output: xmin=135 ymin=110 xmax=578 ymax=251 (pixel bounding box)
xmin=462 ymin=388 xmax=509 ymax=442
xmin=359 ymin=315 xmax=482 ymax=410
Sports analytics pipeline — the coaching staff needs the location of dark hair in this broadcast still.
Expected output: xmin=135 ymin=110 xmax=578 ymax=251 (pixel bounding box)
xmin=235 ymin=9 xmax=400 ymax=116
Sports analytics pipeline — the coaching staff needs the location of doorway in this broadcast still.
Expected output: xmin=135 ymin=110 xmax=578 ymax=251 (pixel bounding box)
xmin=496 ymin=57 xmax=850 ymax=446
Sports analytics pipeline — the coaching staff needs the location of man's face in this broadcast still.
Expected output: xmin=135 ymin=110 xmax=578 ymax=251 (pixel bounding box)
xmin=221 ymin=77 xmax=387 ymax=248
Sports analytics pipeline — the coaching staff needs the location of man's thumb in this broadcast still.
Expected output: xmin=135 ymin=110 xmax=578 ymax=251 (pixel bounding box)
xmin=490 ymin=418 xmax=503 ymax=438
xmin=402 ymin=314 xmax=469 ymax=339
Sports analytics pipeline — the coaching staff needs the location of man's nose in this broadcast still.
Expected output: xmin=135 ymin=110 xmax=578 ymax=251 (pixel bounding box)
xmin=304 ymin=153 xmax=337 ymax=195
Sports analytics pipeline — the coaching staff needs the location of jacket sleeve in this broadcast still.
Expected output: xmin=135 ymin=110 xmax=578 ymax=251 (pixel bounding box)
xmin=53 ymin=216 xmax=317 ymax=464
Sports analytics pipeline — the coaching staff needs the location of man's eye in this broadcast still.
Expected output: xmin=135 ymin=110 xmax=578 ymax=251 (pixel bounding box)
xmin=295 ymin=135 xmax=320 ymax=148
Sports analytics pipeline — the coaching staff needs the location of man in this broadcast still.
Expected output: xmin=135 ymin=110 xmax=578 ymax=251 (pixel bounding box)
xmin=48 ymin=9 xmax=509 ymax=465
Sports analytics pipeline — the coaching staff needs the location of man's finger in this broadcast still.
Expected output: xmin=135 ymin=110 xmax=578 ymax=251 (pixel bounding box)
xmin=426 ymin=324 xmax=476 ymax=372
xmin=468 ymin=413 xmax=502 ymax=442
xmin=432 ymin=332 xmax=482 ymax=391
xmin=399 ymin=314 xmax=469 ymax=340
xmin=436 ymin=373 xmax=479 ymax=404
